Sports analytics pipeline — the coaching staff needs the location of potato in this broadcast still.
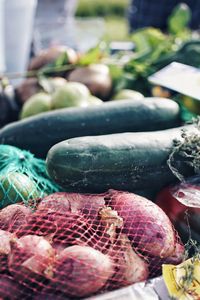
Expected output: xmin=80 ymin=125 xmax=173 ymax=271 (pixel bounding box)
xmin=68 ymin=64 xmax=112 ymax=100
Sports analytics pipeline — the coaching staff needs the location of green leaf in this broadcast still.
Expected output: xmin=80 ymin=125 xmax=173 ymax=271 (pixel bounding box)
xmin=79 ymin=43 xmax=107 ymax=66
xmin=54 ymin=51 xmax=70 ymax=67
xmin=108 ymin=64 xmax=124 ymax=93
xmin=168 ymin=3 xmax=191 ymax=35
xmin=131 ymin=27 xmax=166 ymax=54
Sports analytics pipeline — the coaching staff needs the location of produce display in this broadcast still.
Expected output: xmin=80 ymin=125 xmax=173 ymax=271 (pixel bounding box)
xmin=0 ymin=3 xmax=200 ymax=299
xmin=0 ymin=190 xmax=184 ymax=299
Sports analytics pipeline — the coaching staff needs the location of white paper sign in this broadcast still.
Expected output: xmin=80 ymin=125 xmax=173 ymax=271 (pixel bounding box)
xmin=148 ymin=62 xmax=200 ymax=101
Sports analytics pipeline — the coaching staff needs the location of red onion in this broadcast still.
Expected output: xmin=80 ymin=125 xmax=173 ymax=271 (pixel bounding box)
xmin=17 ymin=209 xmax=97 ymax=251
xmin=16 ymin=210 xmax=58 ymax=238
xmin=149 ymin=242 xmax=185 ymax=277
xmin=108 ymin=234 xmax=149 ymax=288
xmin=51 ymin=211 xmax=97 ymax=250
xmin=163 ymin=242 xmax=185 ymax=265
xmin=52 ymin=245 xmax=114 ymax=297
xmin=66 ymin=193 xmax=105 ymax=218
xmin=0 ymin=204 xmax=32 ymax=232
xmin=38 ymin=192 xmax=105 ymax=218
xmin=0 ymin=230 xmax=13 ymax=272
xmin=33 ymin=293 xmax=68 ymax=300
xmin=108 ymin=190 xmax=176 ymax=258
xmin=0 ymin=275 xmax=23 ymax=299
xmin=37 ymin=193 xmax=70 ymax=213
xmin=8 ymin=235 xmax=55 ymax=286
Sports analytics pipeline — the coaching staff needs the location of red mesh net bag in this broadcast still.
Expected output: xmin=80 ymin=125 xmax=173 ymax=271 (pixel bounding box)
xmin=0 ymin=190 xmax=184 ymax=299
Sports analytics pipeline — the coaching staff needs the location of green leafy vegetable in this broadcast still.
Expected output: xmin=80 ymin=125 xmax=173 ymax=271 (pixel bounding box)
xmin=168 ymin=3 xmax=191 ymax=35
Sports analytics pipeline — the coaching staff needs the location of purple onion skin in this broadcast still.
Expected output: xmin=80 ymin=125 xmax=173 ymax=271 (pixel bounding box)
xmin=33 ymin=293 xmax=68 ymax=300
xmin=0 ymin=230 xmax=13 ymax=273
xmin=53 ymin=245 xmax=114 ymax=298
xmin=0 ymin=275 xmax=24 ymax=299
xmin=149 ymin=242 xmax=185 ymax=277
xmin=107 ymin=235 xmax=149 ymax=288
xmin=0 ymin=204 xmax=32 ymax=232
xmin=8 ymin=235 xmax=55 ymax=288
xmin=108 ymin=190 xmax=176 ymax=258
xmin=38 ymin=192 xmax=105 ymax=218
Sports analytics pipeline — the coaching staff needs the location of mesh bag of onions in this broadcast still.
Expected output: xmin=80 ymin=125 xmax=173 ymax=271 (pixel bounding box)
xmin=0 ymin=145 xmax=60 ymax=209
xmin=0 ymin=189 xmax=185 ymax=299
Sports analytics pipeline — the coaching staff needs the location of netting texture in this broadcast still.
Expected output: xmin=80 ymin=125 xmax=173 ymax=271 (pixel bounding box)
xmin=0 ymin=145 xmax=61 ymax=209
xmin=0 ymin=190 xmax=184 ymax=299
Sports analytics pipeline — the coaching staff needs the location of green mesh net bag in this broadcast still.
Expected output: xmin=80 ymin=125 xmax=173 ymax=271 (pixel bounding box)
xmin=0 ymin=145 xmax=61 ymax=209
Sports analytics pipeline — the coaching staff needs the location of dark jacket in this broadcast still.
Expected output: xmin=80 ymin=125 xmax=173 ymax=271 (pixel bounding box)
xmin=128 ymin=0 xmax=200 ymax=32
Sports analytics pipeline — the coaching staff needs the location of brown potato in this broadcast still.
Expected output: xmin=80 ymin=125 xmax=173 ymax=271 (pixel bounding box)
xmin=15 ymin=78 xmax=41 ymax=104
xmin=68 ymin=64 xmax=112 ymax=100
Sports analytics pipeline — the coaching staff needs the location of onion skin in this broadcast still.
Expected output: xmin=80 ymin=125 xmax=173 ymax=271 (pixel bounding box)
xmin=37 ymin=193 xmax=71 ymax=213
xmin=38 ymin=192 xmax=105 ymax=219
xmin=0 ymin=230 xmax=13 ymax=272
xmin=52 ymin=245 xmax=114 ymax=297
xmin=108 ymin=190 xmax=176 ymax=258
xmin=17 ymin=210 xmax=96 ymax=249
xmin=149 ymin=242 xmax=185 ymax=277
xmin=34 ymin=295 xmax=66 ymax=300
xmin=33 ymin=291 xmax=68 ymax=300
xmin=0 ymin=204 xmax=32 ymax=232
xmin=163 ymin=242 xmax=185 ymax=265
xmin=0 ymin=275 xmax=23 ymax=299
xmin=15 ymin=210 xmax=59 ymax=238
xmin=107 ymin=234 xmax=149 ymax=288
xmin=8 ymin=235 xmax=55 ymax=285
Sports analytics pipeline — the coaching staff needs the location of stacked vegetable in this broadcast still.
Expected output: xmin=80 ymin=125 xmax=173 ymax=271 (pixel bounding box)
xmin=0 ymin=190 xmax=184 ymax=299
xmin=0 ymin=97 xmax=181 ymax=158
xmin=0 ymin=3 xmax=200 ymax=130
xmin=20 ymin=80 xmax=104 ymax=119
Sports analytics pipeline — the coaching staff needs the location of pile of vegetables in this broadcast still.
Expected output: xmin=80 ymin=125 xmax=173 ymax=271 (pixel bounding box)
xmin=0 ymin=97 xmax=181 ymax=158
xmin=0 ymin=190 xmax=185 ymax=299
xmin=20 ymin=80 xmax=104 ymax=119
xmin=0 ymin=3 xmax=199 ymax=128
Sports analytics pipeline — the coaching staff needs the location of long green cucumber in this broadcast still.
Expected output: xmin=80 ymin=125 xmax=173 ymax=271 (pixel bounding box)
xmin=46 ymin=125 xmax=197 ymax=194
xmin=0 ymin=98 xmax=180 ymax=158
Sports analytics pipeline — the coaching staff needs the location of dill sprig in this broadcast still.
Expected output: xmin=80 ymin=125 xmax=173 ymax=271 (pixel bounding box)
xmin=167 ymin=118 xmax=200 ymax=181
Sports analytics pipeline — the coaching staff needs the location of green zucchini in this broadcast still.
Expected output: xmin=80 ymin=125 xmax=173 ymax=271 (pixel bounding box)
xmin=0 ymin=98 xmax=180 ymax=158
xmin=46 ymin=125 xmax=197 ymax=194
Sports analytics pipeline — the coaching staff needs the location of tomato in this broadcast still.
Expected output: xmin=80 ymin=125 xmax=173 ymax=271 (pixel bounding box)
xmin=156 ymin=182 xmax=200 ymax=245
xmin=155 ymin=186 xmax=187 ymax=222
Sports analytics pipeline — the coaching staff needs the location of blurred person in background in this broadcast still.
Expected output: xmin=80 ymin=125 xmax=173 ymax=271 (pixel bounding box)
xmin=31 ymin=0 xmax=78 ymax=55
xmin=35 ymin=0 xmax=78 ymax=23
xmin=128 ymin=0 xmax=200 ymax=32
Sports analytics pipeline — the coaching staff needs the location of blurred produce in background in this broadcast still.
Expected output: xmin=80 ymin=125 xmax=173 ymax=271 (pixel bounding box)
xmin=0 ymin=1 xmax=199 ymax=127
